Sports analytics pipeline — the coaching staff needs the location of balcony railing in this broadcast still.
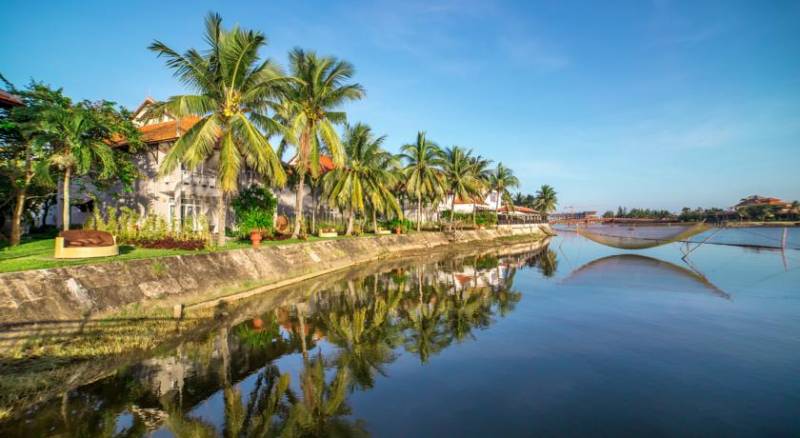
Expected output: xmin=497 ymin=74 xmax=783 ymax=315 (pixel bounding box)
xmin=181 ymin=170 xmax=216 ymax=189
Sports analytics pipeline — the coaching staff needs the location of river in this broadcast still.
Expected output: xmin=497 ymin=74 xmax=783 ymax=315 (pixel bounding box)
xmin=1 ymin=229 xmax=798 ymax=436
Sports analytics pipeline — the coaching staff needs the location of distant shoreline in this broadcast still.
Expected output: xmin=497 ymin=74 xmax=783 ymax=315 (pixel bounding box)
xmin=554 ymin=221 xmax=800 ymax=228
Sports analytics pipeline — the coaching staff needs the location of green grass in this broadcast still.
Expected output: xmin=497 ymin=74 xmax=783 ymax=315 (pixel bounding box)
xmin=0 ymin=233 xmax=379 ymax=274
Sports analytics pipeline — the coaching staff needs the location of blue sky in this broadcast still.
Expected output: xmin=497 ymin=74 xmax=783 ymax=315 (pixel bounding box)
xmin=2 ymin=0 xmax=799 ymax=212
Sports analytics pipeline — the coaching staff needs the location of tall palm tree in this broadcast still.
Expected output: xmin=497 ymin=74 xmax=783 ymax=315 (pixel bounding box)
xmin=281 ymin=49 xmax=365 ymax=237
xmin=469 ymin=155 xmax=493 ymax=225
xmin=43 ymin=103 xmax=127 ymax=231
xmin=441 ymin=146 xmax=481 ymax=226
xmin=400 ymin=132 xmax=445 ymax=231
xmin=534 ymin=184 xmax=558 ymax=214
xmin=488 ymin=163 xmax=519 ymax=221
xmin=149 ymin=13 xmax=288 ymax=245
xmin=323 ymin=123 xmax=400 ymax=235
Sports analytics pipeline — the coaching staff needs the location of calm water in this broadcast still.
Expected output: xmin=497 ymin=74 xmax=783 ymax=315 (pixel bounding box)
xmin=2 ymin=230 xmax=799 ymax=436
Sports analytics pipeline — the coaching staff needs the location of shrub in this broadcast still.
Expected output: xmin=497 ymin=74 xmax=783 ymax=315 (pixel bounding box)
xmin=384 ymin=218 xmax=414 ymax=232
xmin=440 ymin=210 xmax=497 ymax=226
xmin=232 ymin=185 xmax=277 ymax=237
xmin=84 ymin=205 xmax=210 ymax=249
xmin=134 ymin=237 xmax=205 ymax=250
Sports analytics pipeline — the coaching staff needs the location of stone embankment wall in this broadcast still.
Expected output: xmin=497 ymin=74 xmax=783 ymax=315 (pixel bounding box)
xmin=0 ymin=226 xmax=552 ymax=323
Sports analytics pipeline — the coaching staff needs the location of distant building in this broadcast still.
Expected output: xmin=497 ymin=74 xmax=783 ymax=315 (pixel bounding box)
xmin=735 ymin=195 xmax=790 ymax=210
xmin=497 ymin=205 xmax=544 ymax=223
xmin=549 ymin=211 xmax=599 ymax=221
xmin=441 ymin=191 xmax=503 ymax=214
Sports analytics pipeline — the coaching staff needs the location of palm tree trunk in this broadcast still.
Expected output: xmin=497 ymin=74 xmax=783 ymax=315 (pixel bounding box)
xmin=346 ymin=209 xmax=354 ymax=235
xmin=372 ymin=208 xmax=378 ymax=233
xmin=450 ymin=195 xmax=456 ymax=229
xmin=417 ymin=195 xmax=422 ymax=232
xmin=292 ymin=177 xmax=305 ymax=238
xmin=311 ymin=187 xmax=317 ymax=235
xmin=62 ymin=167 xmax=71 ymax=231
xmin=496 ymin=195 xmax=501 ymax=225
xmin=217 ymin=193 xmax=227 ymax=247
xmin=10 ymin=188 xmax=27 ymax=246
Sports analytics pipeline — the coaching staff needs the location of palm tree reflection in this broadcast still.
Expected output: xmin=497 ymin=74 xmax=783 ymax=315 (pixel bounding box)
xmin=5 ymin=246 xmax=550 ymax=437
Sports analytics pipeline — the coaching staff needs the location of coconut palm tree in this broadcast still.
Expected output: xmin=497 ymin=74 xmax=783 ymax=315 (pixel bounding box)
xmin=488 ymin=163 xmax=519 ymax=220
xmin=41 ymin=102 xmax=137 ymax=231
xmin=468 ymin=155 xmax=493 ymax=225
xmin=149 ymin=13 xmax=288 ymax=245
xmin=323 ymin=123 xmax=400 ymax=235
xmin=441 ymin=146 xmax=481 ymax=226
xmin=281 ymin=49 xmax=365 ymax=238
xmin=400 ymin=132 xmax=445 ymax=232
xmin=534 ymin=184 xmax=558 ymax=214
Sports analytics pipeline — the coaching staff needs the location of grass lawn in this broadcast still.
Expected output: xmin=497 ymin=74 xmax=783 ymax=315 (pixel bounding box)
xmin=0 ymin=233 xmax=362 ymax=274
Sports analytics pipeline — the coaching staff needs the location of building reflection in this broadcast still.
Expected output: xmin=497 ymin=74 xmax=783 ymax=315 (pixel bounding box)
xmin=1 ymin=245 xmax=553 ymax=437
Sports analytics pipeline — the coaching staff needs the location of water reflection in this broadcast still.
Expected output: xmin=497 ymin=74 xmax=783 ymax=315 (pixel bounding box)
xmin=563 ymin=254 xmax=729 ymax=299
xmin=574 ymin=223 xmax=710 ymax=249
xmin=0 ymin=246 xmax=552 ymax=436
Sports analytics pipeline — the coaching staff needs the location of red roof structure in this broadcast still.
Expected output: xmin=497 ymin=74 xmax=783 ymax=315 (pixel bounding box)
xmin=139 ymin=117 xmax=201 ymax=143
xmin=453 ymin=195 xmax=485 ymax=205
xmin=287 ymin=154 xmax=337 ymax=173
xmin=0 ymin=89 xmax=23 ymax=108
xmin=498 ymin=205 xmax=540 ymax=214
xmin=735 ymin=195 xmax=789 ymax=209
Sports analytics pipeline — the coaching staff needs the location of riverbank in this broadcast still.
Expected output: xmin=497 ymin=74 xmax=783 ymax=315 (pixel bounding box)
xmin=0 ymin=234 xmax=552 ymax=424
xmin=0 ymin=226 xmax=553 ymax=324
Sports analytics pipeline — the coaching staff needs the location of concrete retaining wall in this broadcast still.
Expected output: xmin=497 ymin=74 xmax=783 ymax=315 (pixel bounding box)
xmin=0 ymin=226 xmax=552 ymax=323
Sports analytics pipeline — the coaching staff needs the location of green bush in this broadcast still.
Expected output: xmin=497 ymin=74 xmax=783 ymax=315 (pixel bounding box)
xmin=232 ymin=185 xmax=277 ymax=237
xmin=84 ymin=205 xmax=210 ymax=247
xmin=384 ymin=218 xmax=414 ymax=232
xmin=440 ymin=210 xmax=497 ymax=226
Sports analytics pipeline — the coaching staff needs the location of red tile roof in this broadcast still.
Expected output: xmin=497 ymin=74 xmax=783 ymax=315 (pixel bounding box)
xmin=0 ymin=90 xmax=23 ymax=108
xmin=288 ymin=154 xmax=337 ymax=173
xmin=139 ymin=117 xmax=201 ymax=143
xmin=499 ymin=205 xmax=540 ymax=214
xmin=113 ymin=116 xmax=201 ymax=146
xmin=453 ymin=195 xmax=484 ymax=205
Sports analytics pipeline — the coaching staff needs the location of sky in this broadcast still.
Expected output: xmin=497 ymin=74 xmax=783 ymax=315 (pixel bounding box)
xmin=2 ymin=0 xmax=799 ymax=212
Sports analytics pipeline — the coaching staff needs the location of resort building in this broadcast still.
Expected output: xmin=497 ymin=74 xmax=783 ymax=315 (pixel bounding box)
xmin=735 ymin=195 xmax=791 ymax=210
xmin=548 ymin=211 xmax=599 ymax=221
xmin=55 ymin=98 xmax=331 ymax=231
xmin=441 ymin=192 xmax=504 ymax=214
xmin=497 ymin=205 xmax=545 ymax=224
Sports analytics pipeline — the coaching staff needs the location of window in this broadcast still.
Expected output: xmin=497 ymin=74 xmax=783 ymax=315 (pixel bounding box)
xmin=180 ymin=198 xmax=201 ymax=231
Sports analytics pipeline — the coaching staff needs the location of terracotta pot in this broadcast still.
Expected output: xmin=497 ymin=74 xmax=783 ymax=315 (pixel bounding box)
xmin=250 ymin=230 xmax=263 ymax=248
xmin=252 ymin=317 xmax=264 ymax=330
xmin=394 ymin=227 xmax=402 ymax=234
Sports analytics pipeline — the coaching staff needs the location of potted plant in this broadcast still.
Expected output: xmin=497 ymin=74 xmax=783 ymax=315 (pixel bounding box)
xmin=239 ymin=210 xmax=272 ymax=248
xmin=249 ymin=229 xmax=265 ymax=248
xmin=232 ymin=185 xmax=277 ymax=248
xmin=388 ymin=218 xmax=408 ymax=235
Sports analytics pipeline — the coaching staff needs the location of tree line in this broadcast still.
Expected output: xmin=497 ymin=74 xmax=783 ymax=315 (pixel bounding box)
xmin=1 ymin=13 xmax=558 ymax=247
xmin=602 ymin=204 xmax=800 ymax=222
